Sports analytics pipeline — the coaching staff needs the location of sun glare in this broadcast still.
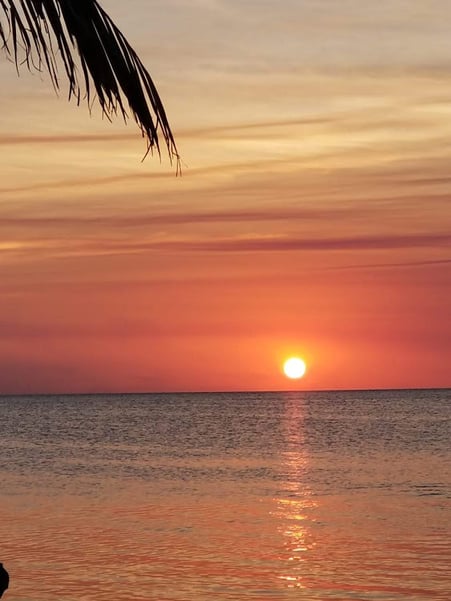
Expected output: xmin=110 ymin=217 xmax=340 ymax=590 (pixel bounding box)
xmin=283 ymin=357 xmax=306 ymax=380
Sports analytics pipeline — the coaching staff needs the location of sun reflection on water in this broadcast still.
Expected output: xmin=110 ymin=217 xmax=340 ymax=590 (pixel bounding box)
xmin=272 ymin=395 xmax=318 ymax=590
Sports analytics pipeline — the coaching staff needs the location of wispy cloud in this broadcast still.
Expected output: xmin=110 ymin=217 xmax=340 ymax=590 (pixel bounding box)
xmin=2 ymin=231 xmax=449 ymax=262
xmin=323 ymin=258 xmax=451 ymax=271
xmin=0 ymin=117 xmax=335 ymax=147
xmin=140 ymin=232 xmax=451 ymax=253
xmin=0 ymin=133 xmax=135 ymax=146
xmin=0 ymin=206 xmax=352 ymax=230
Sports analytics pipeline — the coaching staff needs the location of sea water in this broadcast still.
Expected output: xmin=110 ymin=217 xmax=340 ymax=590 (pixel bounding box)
xmin=0 ymin=389 xmax=449 ymax=600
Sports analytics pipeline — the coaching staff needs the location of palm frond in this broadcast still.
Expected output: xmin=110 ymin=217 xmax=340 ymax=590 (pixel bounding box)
xmin=0 ymin=0 xmax=179 ymax=168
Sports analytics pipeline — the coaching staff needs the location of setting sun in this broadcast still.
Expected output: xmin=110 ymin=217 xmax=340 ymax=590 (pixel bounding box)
xmin=283 ymin=357 xmax=307 ymax=379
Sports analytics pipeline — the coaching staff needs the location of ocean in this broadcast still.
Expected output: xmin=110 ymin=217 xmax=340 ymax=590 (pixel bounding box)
xmin=0 ymin=389 xmax=449 ymax=600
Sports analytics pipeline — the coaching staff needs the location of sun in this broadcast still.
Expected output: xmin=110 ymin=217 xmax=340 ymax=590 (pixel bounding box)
xmin=283 ymin=357 xmax=307 ymax=379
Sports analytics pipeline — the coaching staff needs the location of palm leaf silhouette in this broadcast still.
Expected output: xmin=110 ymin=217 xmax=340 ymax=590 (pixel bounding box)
xmin=0 ymin=0 xmax=179 ymax=167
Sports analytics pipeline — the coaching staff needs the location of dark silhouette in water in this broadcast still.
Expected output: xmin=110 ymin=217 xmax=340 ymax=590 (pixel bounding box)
xmin=0 ymin=563 xmax=8 ymax=598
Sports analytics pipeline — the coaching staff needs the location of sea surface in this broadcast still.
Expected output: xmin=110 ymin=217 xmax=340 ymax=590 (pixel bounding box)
xmin=0 ymin=389 xmax=450 ymax=600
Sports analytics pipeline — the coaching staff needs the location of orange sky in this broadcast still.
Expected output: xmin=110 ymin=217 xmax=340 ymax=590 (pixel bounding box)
xmin=1 ymin=1 xmax=450 ymax=393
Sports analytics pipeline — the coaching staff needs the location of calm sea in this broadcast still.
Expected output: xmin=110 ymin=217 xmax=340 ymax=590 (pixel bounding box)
xmin=0 ymin=390 xmax=449 ymax=600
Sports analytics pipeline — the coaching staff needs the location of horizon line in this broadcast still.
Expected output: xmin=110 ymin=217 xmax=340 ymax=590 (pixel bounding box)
xmin=0 ymin=386 xmax=449 ymax=399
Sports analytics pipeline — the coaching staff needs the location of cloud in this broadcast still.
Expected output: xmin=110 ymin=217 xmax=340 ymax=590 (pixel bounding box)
xmin=0 ymin=206 xmax=350 ymax=231
xmin=0 ymin=133 xmax=134 ymax=146
xmin=0 ymin=117 xmax=333 ymax=147
xmin=325 ymin=258 xmax=451 ymax=271
xmin=10 ymin=231 xmax=450 ymax=257
xmin=142 ymin=232 xmax=451 ymax=253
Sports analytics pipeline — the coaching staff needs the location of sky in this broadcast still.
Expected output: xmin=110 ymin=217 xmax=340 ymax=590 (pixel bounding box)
xmin=1 ymin=0 xmax=450 ymax=394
